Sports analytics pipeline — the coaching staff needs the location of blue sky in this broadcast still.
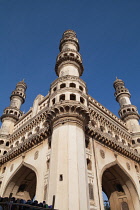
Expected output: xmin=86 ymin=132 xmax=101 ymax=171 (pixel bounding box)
xmin=0 ymin=0 xmax=140 ymax=123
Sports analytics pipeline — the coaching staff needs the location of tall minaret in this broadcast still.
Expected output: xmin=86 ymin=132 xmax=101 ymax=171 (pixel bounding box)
xmin=47 ymin=30 xmax=90 ymax=210
xmin=0 ymin=80 xmax=27 ymax=154
xmin=113 ymin=78 xmax=140 ymax=132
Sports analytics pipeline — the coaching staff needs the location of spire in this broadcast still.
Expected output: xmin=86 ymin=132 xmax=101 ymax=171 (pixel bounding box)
xmin=55 ymin=30 xmax=84 ymax=77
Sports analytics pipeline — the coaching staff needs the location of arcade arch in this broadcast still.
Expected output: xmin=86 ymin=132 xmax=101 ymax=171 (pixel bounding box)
xmin=3 ymin=165 xmax=37 ymax=200
xmin=102 ymin=164 xmax=139 ymax=210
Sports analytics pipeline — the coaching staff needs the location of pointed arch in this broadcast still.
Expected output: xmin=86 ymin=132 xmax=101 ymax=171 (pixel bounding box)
xmin=2 ymin=162 xmax=37 ymax=200
xmin=101 ymin=161 xmax=140 ymax=210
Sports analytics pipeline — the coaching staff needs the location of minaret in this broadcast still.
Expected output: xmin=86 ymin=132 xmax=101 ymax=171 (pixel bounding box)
xmin=47 ymin=30 xmax=90 ymax=210
xmin=113 ymin=78 xmax=140 ymax=132
xmin=0 ymin=80 xmax=27 ymax=154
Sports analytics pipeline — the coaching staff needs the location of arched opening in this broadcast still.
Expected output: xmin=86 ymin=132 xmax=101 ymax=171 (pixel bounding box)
xmin=70 ymin=94 xmax=76 ymax=101
xmin=3 ymin=165 xmax=37 ymax=201
xmin=102 ymin=164 xmax=139 ymax=210
xmin=59 ymin=94 xmax=65 ymax=101
xmin=69 ymin=83 xmax=76 ymax=88
xmin=60 ymin=83 xmax=66 ymax=89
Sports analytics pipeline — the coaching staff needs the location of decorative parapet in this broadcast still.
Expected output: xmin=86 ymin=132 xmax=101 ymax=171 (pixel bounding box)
xmin=86 ymin=124 xmax=140 ymax=163
xmin=0 ymin=127 xmax=50 ymax=165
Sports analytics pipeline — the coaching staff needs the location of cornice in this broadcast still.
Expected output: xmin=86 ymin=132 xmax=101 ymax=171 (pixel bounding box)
xmin=86 ymin=124 xmax=140 ymax=163
xmin=50 ymin=75 xmax=86 ymax=88
xmin=0 ymin=127 xmax=50 ymax=165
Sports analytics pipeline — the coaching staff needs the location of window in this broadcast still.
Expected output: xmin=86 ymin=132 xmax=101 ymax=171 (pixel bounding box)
xmin=80 ymin=97 xmax=84 ymax=104
xmin=0 ymin=140 xmax=4 ymax=145
xmin=137 ymin=138 xmax=140 ymax=143
xmin=70 ymin=53 xmax=74 ymax=56
xmin=60 ymin=83 xmax=66 ymax=89
xmin=132 ymin=140 xmax=135 ymax=145
xmin=69 ymin=83 xmax=76 ymax=88
xmin=3 ymin=151 xmax=7 ymax=155
xmin=53 ymin=87 xmax=57 ymax=92
xmin=70 ymin=94 xmax=76 ymax=100
xmin=52 ymin=98 xmax=55 ymax=105
xmin=6 ymin=141 xmax=9 ymax=146
xmin=59 ymin=174 xmax=63 ymax=181
xmin=60 ymin=94 xmax=65 ymax=101
xmin=79 ymin=86 xmax=83 ymax=91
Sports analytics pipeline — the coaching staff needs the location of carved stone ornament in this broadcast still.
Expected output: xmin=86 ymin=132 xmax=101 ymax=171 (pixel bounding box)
xmin=126 ymin=162 xmax=130 ymax=170
xmin=100 ymin=149 xmax=105 ymax=159
xmin=34 ymin=151 xmax=39 ymax=160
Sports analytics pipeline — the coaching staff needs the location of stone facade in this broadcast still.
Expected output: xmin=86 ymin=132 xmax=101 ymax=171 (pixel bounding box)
xmin=0 ymin=30 xmax=140 ymax=210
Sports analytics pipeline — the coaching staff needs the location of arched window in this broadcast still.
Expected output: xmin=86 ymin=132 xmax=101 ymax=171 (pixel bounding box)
xmin=52 ymin=98 xmax=55 ymax=105
xmin=6 ymin=141 xmax=9 ymax=146
xmin=70 ymin=94 xmax=76 ymax=101
xmin=53 ymin=87 xmax=57 ymax=92
xmin=137 ymin=138 xmax=140 ymax=143
xmin=80 ymin=97 xmax=84 ymax=104
xmin=0 ymin=140 xmax=4 ymax=145
xmin=60 ymin=83 xmax=66 ymax=89
xmin=87 ymin=158 xmax=92 ymax=170
xmin=79 ymin=86 xmax=83 ymax=91
xmin=59 ymin=94 xmax=65 ymax=101
xmin=69 ymin=83 xmax=76 ymax=88
xmin=3 ymin=151 xmax=7 ymax=155
xmin=88 ymin=183 xmax=94 ymax=200
xmin=132 ymin=140 xmax=135 ymax=145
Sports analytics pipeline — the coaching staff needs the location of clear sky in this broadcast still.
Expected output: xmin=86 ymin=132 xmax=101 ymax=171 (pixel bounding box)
xmin=0 ymin=0 xmax=140 ymax=124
